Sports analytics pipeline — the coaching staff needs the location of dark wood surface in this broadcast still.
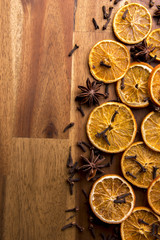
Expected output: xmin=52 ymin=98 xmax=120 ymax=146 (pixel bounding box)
xmin=1 ymin=0 xmax=160 ymax=239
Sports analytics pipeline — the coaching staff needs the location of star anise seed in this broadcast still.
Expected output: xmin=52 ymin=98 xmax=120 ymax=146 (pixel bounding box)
xmin=75 ymin=78 xmax=105 ymax=107
xmin=130 ymin=39 xmax=155 ymax=62
xmin=78 ymin=150 xmax=109 ymax=181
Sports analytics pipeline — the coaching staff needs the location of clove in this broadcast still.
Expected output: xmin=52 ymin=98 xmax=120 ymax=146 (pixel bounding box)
xmin=77 ymin=105 xmax=85 ymax=117
xmin=88 ymin=223 xmax=96 ymax=238
xmin=100 ymin=61 xmax=111 ymax=68
xmin=102 ymin=6 xmax=108 ymax=19
xmin=65 ymin=207 xmax=79 ymax=212
xmin=68 ymin=44 xmax=79 ymax=57
xmin=95 ymin=125 xmax=112 ymax=138
xmin=103 ymin=134 xmax=110 ymax=146
xmin=92 ymin=18 xmax=99 ymax=30
xmin=153 ymin=166 xmax=159 ymax=179
xmin=122 ymin=9 xmax=128 ymax=20
xmin=149 ymin=0 xmax=154 ymax=7
xmin=138 ymin=219 xmax=149 ymax=225
xmin=126 ymin=171 xmax=137 ymax=179
xmin=114 ymin=198 xmax=126 ymax=203
xmin=61 ymin=222 xmax=73 ymax=231
xmin=117 ymin=193 xmax=130 ymax=200
xmin=82 ymin=189 xmax=89 ymax=200
xmin=73 ymin=223 xmax=84 ymax=232
xmin=77 ymin=142 xmax=86 ymax=152
xmin=100 ymin=233 xmax=107 ymax=240
xmin=111 ymin=110 xmax=119 ymax=122
xmin=63 ymin=122 xmax=74 ymax=132
xmin=121 ymin=78 xmax=125 ymax=90
xmin=104 ymin=84 xmax=109 ymax=98
xmin=133 ymin=159 xmax=146 ymax=172
xmin=125 ymin=155 xmax=137 ymax=159
xmin=67 ymin=146 xmax=73 ymax=168
xmin=102 ymin=18 xmax=111 ymax=30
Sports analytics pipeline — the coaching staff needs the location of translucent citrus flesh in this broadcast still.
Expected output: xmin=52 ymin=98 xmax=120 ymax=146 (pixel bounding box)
xmin=117 ymin=63 xmax=152 ymax=108
xmin=147 ymin=29 xmax=160 ymax=61
xmin=90 ymin=175 xmax=135 ymax=224
xmin=87 ymin=102 xmax=137 ymax=153
xmin=121 ymin=207 xmax=159 ymax=240
xmin=149 ymin=66 xmax=160 ymax=106
xmin=141 ymin=112 xmax=160 ymax=152
xmin=113 ymin=3 xmax=152 ymax=44
xmin=148 ymin=176 xmax=160 ymax=215
xmin=121 ymin=142 xmax=160 ymax=188
xmin=89 ymin=40 xmax=130 ymax=83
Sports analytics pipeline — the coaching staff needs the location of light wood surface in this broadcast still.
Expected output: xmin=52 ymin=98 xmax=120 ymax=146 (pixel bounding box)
xmin=1 ymin=0 xmax=160 ymax=239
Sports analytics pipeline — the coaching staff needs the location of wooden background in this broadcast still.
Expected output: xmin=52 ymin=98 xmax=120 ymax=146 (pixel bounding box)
xmin=1 ymin=0 xmax=159 ymax=239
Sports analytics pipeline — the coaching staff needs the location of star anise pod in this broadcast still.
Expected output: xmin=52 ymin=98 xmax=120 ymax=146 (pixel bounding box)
xmin=78 ymin=150 xmax=109 ymax=181
xmin=75 ymin=78 xmax=105 ymax=106
xmin=153 ymin=5 xmax=160 ymax=25
xmin=130 ymin=39 xmax=156 ymax=62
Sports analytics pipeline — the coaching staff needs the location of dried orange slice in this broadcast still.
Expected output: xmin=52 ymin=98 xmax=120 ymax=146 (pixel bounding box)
xmin=148 ymin=176 xmax=160 ymax=215
xmin=146 ymin=29 xmax=160 ymax=61
xmin=89 ymin=174 xmax=135 ymax=224
xmin=87 ymin=102 xmax=137 ymax=153
xmin=89 ymin=40 xmax=130 ymax=83
xmin=141 ymin=111 xmax=160 ymax=152
xmin=121 ymin=207 xmax=160 ymax=240
xmin=148 ymin=65 xmax=160 ymax=107
xmin=113 ymin=3 xmax=152 ymax=44
xmin=121 ymin=142 xmax=160 ymax=188
xmin=117 ymin=62 xmax=153 ymax=108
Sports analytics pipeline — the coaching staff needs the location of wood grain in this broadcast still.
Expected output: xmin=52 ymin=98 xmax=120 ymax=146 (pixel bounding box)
xmin=12 ymin=0 xmax=74 ymax=138
xmin=1 ymin=0 xmax=160 ymax=239
xmin=3 ymin=139 xmax=76 ymax=240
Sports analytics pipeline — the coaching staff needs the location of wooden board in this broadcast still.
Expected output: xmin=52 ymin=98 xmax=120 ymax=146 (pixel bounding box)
xmin=1 ymin=0 xmax=160 ymax=239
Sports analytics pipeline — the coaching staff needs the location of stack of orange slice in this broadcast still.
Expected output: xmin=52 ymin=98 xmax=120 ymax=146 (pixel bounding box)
xmin=87 ymin=2 xmax=160 ymax=238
